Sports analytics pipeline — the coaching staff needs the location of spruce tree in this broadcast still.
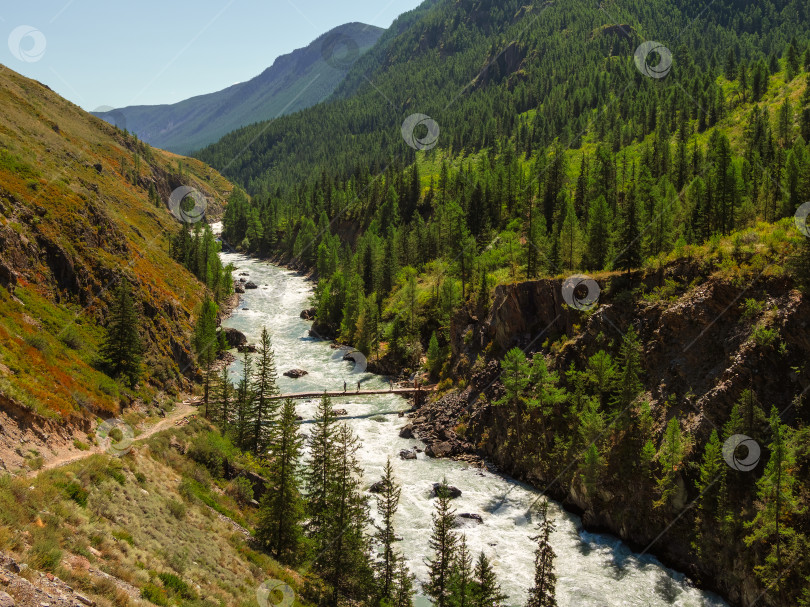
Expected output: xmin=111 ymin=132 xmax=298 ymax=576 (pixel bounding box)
xmin=100 ymin=277 xmax=143 ymax=387
xmin=393 ymin=560 xmax=416 ymax=607
xmin=526 ymin=501 xmax=557 ymax=607
xmin=615 ymin=182 xmax=641 ymax=273
xmin=449 ymin=534 xmax=474 ymax=607
xmin=471 ymin=552 xmax=506 ymax=607
xmin=611 ymin=327 xmax=643 ymax=412
xmin=426 ymin=480 xmax=459 ymax=607
xmin=374 ymin=458 xmax=403 ymax=602
xmin=194 ymin=294 xmax=219 ymax=419
xmin=252 ymin=327 xmax=280 ymax=454
xmin=217 ymin=366 xmax=232 ymax=428
xmin=694 ymin=429 xmax=724 ymax=553
xmin=305 ymin=395 xmax=338 ymax=550
xmin=235 ymin=350 xmax=254 ymax=449
xmin=745 ymin=406 xmax=804 ymax=597
xmin=323 ymin=424 xmax=373 ymax=606
xmin=257 ymin=398 xmax=305 ymax=564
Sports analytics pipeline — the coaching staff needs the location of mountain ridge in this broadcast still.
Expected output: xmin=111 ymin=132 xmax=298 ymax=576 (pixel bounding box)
xmin=93 ymin=22 xmax=385 ymax=154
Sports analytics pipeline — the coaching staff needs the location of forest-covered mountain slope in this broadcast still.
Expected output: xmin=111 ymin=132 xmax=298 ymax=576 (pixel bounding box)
xmin=196 ymin=0 xmax=810 ymax=604
xmin=0 ymin=64 xmax=233 ymax=450
xmin=94 ymin=22 xmax=385 ymax=154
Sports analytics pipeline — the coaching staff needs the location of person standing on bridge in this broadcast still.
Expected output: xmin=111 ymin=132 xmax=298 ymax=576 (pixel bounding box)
xmin=389 ymin=379 xmax=393 ymax=391
xmin=357 ymin=380 xmax=361 ymax=392
xmin=343 ymin=380 xmax=346 ymax=393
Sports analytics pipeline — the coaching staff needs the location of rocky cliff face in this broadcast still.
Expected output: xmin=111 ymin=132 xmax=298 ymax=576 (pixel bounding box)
xmin=409 ymin=263 xmax=810 ymax=607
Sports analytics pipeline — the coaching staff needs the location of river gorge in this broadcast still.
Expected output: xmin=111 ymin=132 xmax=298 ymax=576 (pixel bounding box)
xmin=219 ymin=252 xmax=728 ymax=607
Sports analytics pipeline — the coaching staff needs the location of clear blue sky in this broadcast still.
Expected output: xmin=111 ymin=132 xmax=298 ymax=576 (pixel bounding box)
xmin=0 ymin=0 xmax=423 ymax=111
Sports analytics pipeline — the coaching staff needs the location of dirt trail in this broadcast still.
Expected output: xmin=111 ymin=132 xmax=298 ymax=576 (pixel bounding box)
xmin=29 ymin=401 xmax=199 ymax=477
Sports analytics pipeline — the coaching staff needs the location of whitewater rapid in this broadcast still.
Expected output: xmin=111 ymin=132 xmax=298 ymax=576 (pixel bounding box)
xmin=220 ymin=252 xmax=727 ymax=607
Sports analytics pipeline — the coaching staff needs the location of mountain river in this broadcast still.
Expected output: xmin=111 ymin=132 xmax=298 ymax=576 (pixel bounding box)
xmin=219 ymin=251 xmax=728 ymax=607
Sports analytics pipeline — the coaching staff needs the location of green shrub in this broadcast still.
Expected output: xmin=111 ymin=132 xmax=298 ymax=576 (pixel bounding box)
xmin=751 ymin=324 xmax=779 ymax=348
xmin=227 ymin=477 xmax=254 ymax=505
xmin=30 ymin=537 xmax=62 ymax=571
xmin=24 ymin=334 xmax=51 ymax=354
xmin=157 ymin=572 xmax=196 ymax=599
xmin=167 ymin=499 xmax=186 ymax=520
xmin=60 ymin=326 xmax=84 ymax=350
xmin=141 ymin=583 xmax=168 ymax=606
xmin=63 ymin=480 xmax=88 ymax=507
xmin=740 ymin=298 xmax=765 ymax=321
xmin=187 ymin=432 xmax=235 ymax=478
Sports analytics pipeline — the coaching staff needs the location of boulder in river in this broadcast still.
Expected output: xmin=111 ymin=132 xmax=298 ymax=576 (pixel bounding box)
xmin=425 ymin=440 xmax=454 ymax=458
xmin=431 ymin=483 xmax=462 ymax=499
xmin=334 ymin=409 xmax=348 ymax=416
xmin=237 ymin=344 xmax=258 ymax=353
xmin=399 ymin=449 xmax=417 ymax=460
xmin=300 ymin=308 xmax=316 ymax=320
xmin=234 ymin=284 xmax=245 ymax=294
xmin=399 ymin=424 xmax=415 ymax=439
xmin=369 ymin=481 xmax=386 ymax=494
xmin=458 ymin=513 xmax=483 ymax=523
xmin=283 ymin=369 xmax=308 ymax=378
xmin=239 ymin=272 xmax=249 ymax=276
xmin=244 ymin=281 xmax=259 ymax=289
xmin=223 ymin=327 xmax=247 ymax=348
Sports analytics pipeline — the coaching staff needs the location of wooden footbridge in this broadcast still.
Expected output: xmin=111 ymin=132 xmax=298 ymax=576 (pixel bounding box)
xmin=267 ymin=386 xmax=432 ymax=402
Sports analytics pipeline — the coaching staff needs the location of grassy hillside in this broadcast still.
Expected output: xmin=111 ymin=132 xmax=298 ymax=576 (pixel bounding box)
xmin=0 ymin=64 xmax=233 ymax=422
xmin=0 ymin=418 xmax=311 ymax=607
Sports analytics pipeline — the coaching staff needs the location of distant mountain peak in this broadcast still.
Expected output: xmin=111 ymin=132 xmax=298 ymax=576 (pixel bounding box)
xmin=93 ymin=22 xmax=385 ymax=154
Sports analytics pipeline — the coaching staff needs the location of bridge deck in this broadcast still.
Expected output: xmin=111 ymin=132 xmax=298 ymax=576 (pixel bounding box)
xmin=268 ymin=388 xmax=431 ymax=401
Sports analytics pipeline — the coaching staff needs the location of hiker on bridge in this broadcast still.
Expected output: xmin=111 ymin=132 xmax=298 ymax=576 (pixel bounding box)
xmin=343 ymin=380 xmax=346 ymax=393
xmin=389 ymin=379 xmax=393 ymax=391
xmin=357 ymin=380 xmax=361 ymax=392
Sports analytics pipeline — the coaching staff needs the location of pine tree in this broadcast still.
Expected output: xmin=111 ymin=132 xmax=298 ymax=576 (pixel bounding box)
xmin=694 ymin=429 xmax=725 ymax=553
xmin=393 ymin=560 xmax=416 ymax=607
xmin=374 ymin=458 xmax=403 ymax=602
xmin=745 ymin=406 xmax=804 ymax=596
xmin=252 ymin=327 xmax=280 ymax=454
xmin=557 ymin=197 xmax=583 ymax=271
xmin=194 ymin=294 xmax=219 ymax=419
xmin=655 ymin=417 xmax=691 ymax=508
xmin=426 ymin=331 xmax=442 ymax=379
xmin=100 ymin=277 xmax=143 ymax=387
xmin=495 ymin=348 xmax=531 ymax=447
xmin=426 ymin=480 xmax=459 ymax=607
xmin=583 ymin=195 xmax=612 ymax=270
xmin=611 ymin=327 xmax=643 ymax=412
xmin=526 ymin=501 xmax=557 ymax=607
xmin=615 ymin=181 xmax=641 ymax=273
xmin=217 ymin=366 xmax=232 ymax=428
xmin=305 ymin=395 xmax=338 ymax=546
xmin=471 ymin=552 xmax=506 ymax=607
xmin=257 ymin=398 xmax=305 ymax=564
xmin=235 ymin=350 xmax=254 ymax=449
xmin=322 ymin=424 xmax=373 ymax=606
xmin=448 ymin=534 xmax=473 ymax=607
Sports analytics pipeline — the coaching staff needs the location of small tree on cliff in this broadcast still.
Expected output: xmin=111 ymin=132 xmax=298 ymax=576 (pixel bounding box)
xmin=100 ymin=277 xmax=143 ymax=387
